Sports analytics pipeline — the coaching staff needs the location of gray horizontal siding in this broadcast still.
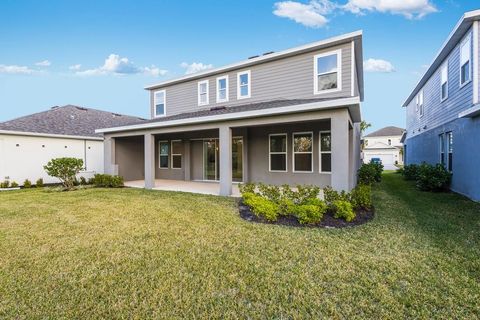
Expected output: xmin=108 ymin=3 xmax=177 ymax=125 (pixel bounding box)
xmin=151 ymin=42 xmax=354 ymax=118
xmin=406 ymin=28 xmax=474 ymax=139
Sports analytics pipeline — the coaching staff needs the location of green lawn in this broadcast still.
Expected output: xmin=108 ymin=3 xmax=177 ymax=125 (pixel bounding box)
xmin=0 ymin=173 xmax=479 ymax=318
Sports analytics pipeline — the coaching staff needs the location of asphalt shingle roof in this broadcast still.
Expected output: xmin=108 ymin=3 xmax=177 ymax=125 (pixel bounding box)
xmin=364 ymin=126 xmax=405 ymax=138
xmin=0 ymin=105 xmax=145 ymax=138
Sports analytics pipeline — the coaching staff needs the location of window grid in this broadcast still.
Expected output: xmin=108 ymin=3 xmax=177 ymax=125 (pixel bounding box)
xmin=319 ymin=131 xmax=331 ymax=173
xmin=269 ymin=134 xmax=287 ymax=172
xmin=293 ymin=132 xmax=313 ymax=173
xmin=171 ymin=140 xmax=182 ymax=169
xmin=198 ymin=80 xmax=209 ymax=106
xmin=159 ymin=141 xmax=169 ymax=169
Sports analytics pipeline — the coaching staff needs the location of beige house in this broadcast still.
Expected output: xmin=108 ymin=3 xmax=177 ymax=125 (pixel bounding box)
xmin=363 ymin=126 xmax=405 ymax=168
xmin=97 ymin=31 xmax=365 ymax=196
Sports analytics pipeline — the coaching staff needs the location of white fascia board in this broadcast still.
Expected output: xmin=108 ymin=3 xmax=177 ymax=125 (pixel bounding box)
xmin=0 ymin=130 xmax=103 ymax=141
xmin=144 ymin=30 xmax=363 ymax=90
xmin=96 ymin=96 xmax=361 ymax=134
xmin=402 ymin=9 xmax=480 ymax=107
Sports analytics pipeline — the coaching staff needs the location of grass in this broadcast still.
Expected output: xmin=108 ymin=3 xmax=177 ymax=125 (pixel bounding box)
xmin=0 ymin=173 xmax=479 ymax=318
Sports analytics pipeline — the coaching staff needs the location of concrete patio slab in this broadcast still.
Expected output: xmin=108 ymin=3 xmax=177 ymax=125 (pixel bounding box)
xmin=124 ymin=179 xmax=241 ymax=197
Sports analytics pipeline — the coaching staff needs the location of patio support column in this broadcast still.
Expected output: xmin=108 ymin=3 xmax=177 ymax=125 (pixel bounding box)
xmin=184 ymin=140 xmax=191 ymax=181
xmin=219 ymin=125 xmax=232 ymax=196
xmin=104 ymin=136 xmax=118 ymax=175
xmin=144 ymin=133 xmax=155 ymax=189
xmin=331 ymin=111 xmax=350 ymax=192
xmin=242 ymin=128 xmax=249 ymax=183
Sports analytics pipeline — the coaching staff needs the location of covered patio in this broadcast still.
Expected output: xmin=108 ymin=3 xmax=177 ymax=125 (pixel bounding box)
xmin=124 ymin=179 xmax=241 ymax=197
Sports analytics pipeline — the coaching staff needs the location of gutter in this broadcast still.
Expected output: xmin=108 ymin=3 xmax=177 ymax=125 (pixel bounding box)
xmin=0 ymin=130 xmax=103 ymax=141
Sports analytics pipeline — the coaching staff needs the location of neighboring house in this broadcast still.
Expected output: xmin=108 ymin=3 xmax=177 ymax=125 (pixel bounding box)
xmin=403 ymin=10 xmax=480 ymax=201
xmin=0 ymin=105 xmax=144 ymax=185
xmin=363 ymin=126 xmax=405 ymax=168
xmin=97 ymin=31 xmax=364 ymax=196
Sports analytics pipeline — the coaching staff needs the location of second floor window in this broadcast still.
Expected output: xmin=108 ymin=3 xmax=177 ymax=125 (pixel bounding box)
xmin=154 ymin=90 xmax=166 ymax=117
xmin=314 ymin=50 xmax=341 ymax=94
xmin=460 ymin=34 xmax=471 ymax=86
xmin=237 ymin=71 xmax=251 ymax=99
xmin=441 ymin=63 xmax=448 ymax=101
xmin=216 ymin=76 xmax=228 ymax=103
xmin=198 ymin=80 xmax=209 ymax=106
xmin=417 ymin=90 xmax=424 ymax=117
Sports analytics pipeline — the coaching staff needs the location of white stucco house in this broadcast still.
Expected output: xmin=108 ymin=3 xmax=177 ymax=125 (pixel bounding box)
xmin=0 ymin=105 xmax=143 ymax=185
xmin=363 ymin=126 xmax=405 ymax=169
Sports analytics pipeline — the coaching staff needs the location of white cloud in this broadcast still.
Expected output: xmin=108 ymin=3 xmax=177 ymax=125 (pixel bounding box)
xmin=0 ymin=64 xmax=35 ymax=75
xmin=69 ymin=64 xmax=82 ymax=70
xmin=35 ymin=60 xmax=51 ymax=67
xmin=75 ymin=54 xmax=167 ymax=77
xmin=273 ymin=0 xmax=335 ymax=28
xmin=180 ymin=62 xmax=213 ymax=75
xmin=364 ymin=58 xmax=395 ymax=73
xmin=343 ymin=0 xmax=437 ymax=19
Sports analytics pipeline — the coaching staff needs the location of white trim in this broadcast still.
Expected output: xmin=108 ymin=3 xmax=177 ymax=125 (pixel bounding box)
xmin=313 ymin=49 xmax=342 ymax=95
xmin=319 ymin=131 xmax=332 ymax=174
xmin=216 ymin=75 xmax=229 ymax=103
xmin=459 ymin=32 xmax=472 ymax=88
xmin=96 ymin=96 xmax=360 ymax=133
xmin=154 ymin=90 xmax=166 ymax=117
xmin=197 ymin=80 xmax=209 ymax=106
xmin=0 ymin=130 xmax=103 ymax=141
xmin=268 ymin=133 xmax=288 ymax=173
xmin=292 ymin=132 xmax=313 ymax=173
xmin=440 ymin=62 xmax=449 ymax=102
xmin=473 ymin=21 xmax=479 ymax=104
xmin=171 ymin=140 xmax=182 ymax=169
xmin=145 ymin=30 xmax=363 ymax=90
xmin=418 ymin=89 xmax=424 ymax=118
xmin=351 ymin=41 xmax=355 ymax=97
xmin=237 ymin=70 xmax=251 ymax=99
xmin=158 ymin=140 xmax=169 ymax=169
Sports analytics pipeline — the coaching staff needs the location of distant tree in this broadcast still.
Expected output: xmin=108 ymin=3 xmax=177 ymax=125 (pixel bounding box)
xmin=44 ymin=158 xmax=84 ymax=190
xmin=360 ymin=121 xmax=372 ymax=134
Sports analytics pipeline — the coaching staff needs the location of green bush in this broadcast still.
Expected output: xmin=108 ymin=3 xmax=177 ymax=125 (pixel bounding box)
xmin=10 ymin=181 xmax=19 ymax=188
xmin=332 ymin=200 xmax=355 ymax=222
xmin=79 ymin=176 xmax=88 ymax=185
xmin=243 ymin=192 xmax=279 ymax=221
xmin=294 ymin=201 xmax=327 ymax=224
xmin=416 ymin=163 xmax=451 ymax=192
xmin=0 ymin=180 xmax=10 ymax=188
xmin=278 ymin=197 xmax=296 ymax=216
xmin=323 ymin=186 xmax=351 ymax=208
xmin=358 ymin=161 xmax=383 ymax=185
xmin=43 ymin=157 xmax=84 ymax=190
xmin=90 ymin=174 xmax=124 ymax=188
xmin=35 ymin=178 xmax=44 ymax=188
xmin=239 ymin=182 xmax=256 ymax=194
xmin=257 ymin=183 xmax=281 ymax=202
xmin=351 ymin=184 xmax=372 ymax=210
xmin=402 ymin=164 xmax=419 ymax=180
xmin=23 ymin=179 xmax=32 ymax=188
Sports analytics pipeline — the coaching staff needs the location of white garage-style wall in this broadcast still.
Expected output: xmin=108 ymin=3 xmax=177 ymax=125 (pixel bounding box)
xmin=0 ymin=132 xmax=104 ymax=185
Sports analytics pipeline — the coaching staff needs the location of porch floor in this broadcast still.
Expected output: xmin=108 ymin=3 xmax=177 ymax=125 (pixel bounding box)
xmin=124 ymin=179 xmax=241 ymax=197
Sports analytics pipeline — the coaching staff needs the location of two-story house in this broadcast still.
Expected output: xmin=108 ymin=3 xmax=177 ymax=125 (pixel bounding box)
xmin=403 ymin=10 xmax=480 ymax=201
xmin=97 ymin=31 xmax=364 ymax=196
xmin=363 ymin=126 xmax=405 ymax=168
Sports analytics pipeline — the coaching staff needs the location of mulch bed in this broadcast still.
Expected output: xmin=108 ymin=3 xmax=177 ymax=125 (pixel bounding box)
xmin=238 ymin=201 xmax=374 ymax=229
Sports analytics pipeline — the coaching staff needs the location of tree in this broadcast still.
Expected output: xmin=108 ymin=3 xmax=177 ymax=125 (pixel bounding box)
xmin=360 ymin=121 xmax=372 ymax=133
xmin=44 ymin=158 xmax=84 ymax=190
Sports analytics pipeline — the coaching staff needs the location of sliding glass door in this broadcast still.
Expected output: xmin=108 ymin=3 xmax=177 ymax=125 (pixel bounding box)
xmin=203 ymin=138 xmax=243 ymax=182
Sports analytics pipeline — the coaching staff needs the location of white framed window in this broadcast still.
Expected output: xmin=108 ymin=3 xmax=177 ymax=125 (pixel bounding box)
xmin=216 ymin=75 xmax=229 ymax=103
xmin=460 ymin=34 xmax=471 ymax=86
xmin=171 ymin=140 xmax=182 ymax=169
xmin=159 ymin=141 xmax=169 ymax=169
xmin=237 ymin=70 xmax=251 ymax=99
xmin=154 ymin=90 xmax=166 ymax=117
xmin=447 ymin=131 xmax=453 ymax=172
xmin=417 ymin=89 xmax=424 ymax=117
xmin=441 ymin=63 xmax=448 ymax=101
xmin=198 ymin=80 xmax=209 ymax=106
xmin=314 ymin=49 xmax=342 ymax=95
xmin=269 ymin=134 xmax=287 ymax=172
xmin=293 ymin=132 xmax=313 ymax=173
xmin=319 ymin=131 xmax=331 ymax=173
xmin=439 ymin=133 xmax=445 ymax=166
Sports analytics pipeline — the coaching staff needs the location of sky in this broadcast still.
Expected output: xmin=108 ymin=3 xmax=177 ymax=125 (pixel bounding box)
xmin=0 ymin=0 xmax=478 ymax=133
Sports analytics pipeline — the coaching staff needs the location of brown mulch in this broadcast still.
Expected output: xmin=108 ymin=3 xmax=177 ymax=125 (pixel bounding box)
xmin=238 ymin=201 xmax=374 ymax=228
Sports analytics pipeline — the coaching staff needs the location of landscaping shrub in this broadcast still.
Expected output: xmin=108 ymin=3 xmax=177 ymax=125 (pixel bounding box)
xmin=43 ymin=158 xmax=84 ymax=190
xmin=257 ymin=183 xmax=282 ymax=202
xmin=239 ymin=182 xmax=255 ymax=194
xmin=401 ymin=164 xmax=419 ymax=181
xmin=10 ymin=181 xmax=19 ymax=188
xmin=358 ymin=161 xmax=383 ymax=185
xmin=23 ymin=179 xmax=32 ymax=188
xmin=90 ymin=174 xmax=124 ymax=188
xmin=332 ymin=200 xmax=355 ymax=222
xmin=416 ymin=163 xmax=451 ymax=192
xmin=35 ymin=178 xmax=44 ymax=188
xmin=294 ymin=201 xmax=327 ymax=224
xmin=295 ymin=185 xmax=321 ymax=204
xmin=79 ymin=176 xmax=88 ymax=185
xmin=323 ymin=186 xmax=351 ymax=208
xmin=0 ymin=181 xmax=10 ymax=188
xmin=243 ymin=192 xmax=279 ymax=221
xmin=351 ymin=184 xmax=372 ymax=210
